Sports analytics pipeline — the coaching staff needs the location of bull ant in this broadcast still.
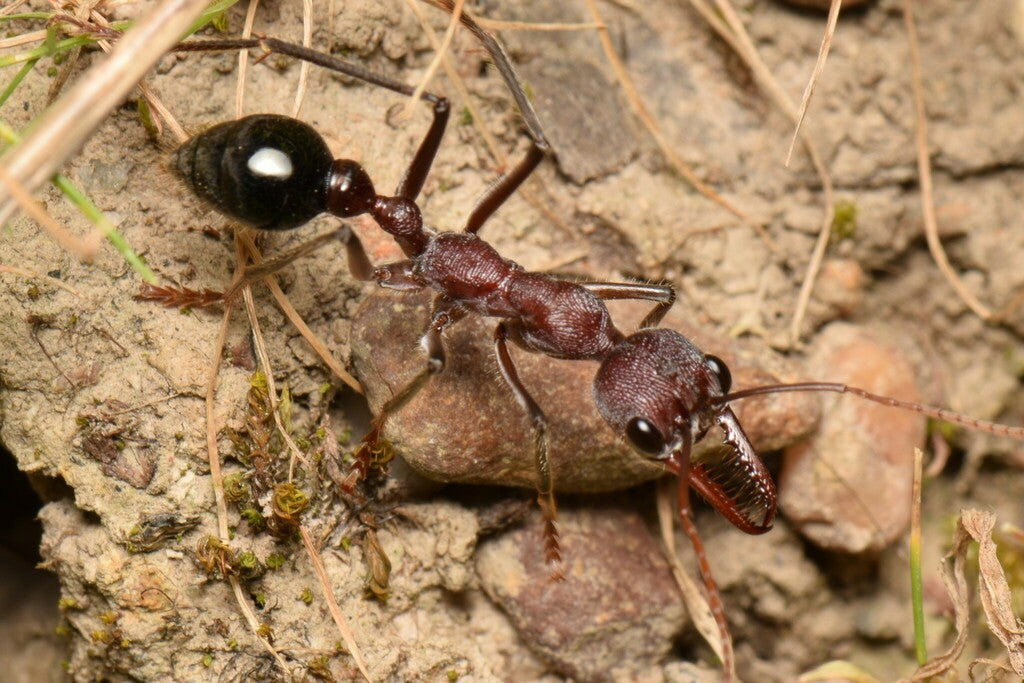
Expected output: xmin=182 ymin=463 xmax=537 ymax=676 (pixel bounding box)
xmin=163 ymin=9 xmax=1024 ymax=680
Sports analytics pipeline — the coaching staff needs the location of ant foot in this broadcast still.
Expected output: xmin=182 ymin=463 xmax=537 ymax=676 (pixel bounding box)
xmin=542 ymin=516 xmax=565 ymax=582
xmin=340 ymin=426 xmax=395 ymax=494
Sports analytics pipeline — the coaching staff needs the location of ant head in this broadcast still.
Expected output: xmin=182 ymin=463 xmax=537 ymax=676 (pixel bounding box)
xmin=594 ymin=328 xmax=776 ymax=532
xmin=593 ymin=328 xmax=731 ymax=461
xmin=173 ymin=114 xmax=335 ymax=231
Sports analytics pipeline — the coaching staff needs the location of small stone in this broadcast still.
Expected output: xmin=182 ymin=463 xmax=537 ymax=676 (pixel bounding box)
xmin=779 ymin=322 xmax=925 ymax=552
xmin=350 ymin=289 xmax=821 ymax=493
xmin=816 ymin=258 xmax=864 ymax=317
xmin=476 ymin=503 xmax=685 ymax=681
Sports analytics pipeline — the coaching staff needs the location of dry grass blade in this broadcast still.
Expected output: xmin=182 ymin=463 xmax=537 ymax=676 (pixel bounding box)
xmin=961 ymin=511 xmax=1024 ymax=674
xmin=0 ymin=0 xmax=211 ymax=224
xmin=655 ymin=479 xmax=727 ymax=668
xmin=399 ymin=0 xmax=465 ymax=121
xmin=902 ymin=0 xmax=992 ymax=321
xmin=300 ymin=524 xmax=371 ymax=681
xmin=0 ymin=264 xmax=85 ymax=298
xmin=582 ymin=0 xmax=776 ymax=253
xmin=473 ymin=18 xmax=600 ymax=31
xmin=412 ymin=0 xmax=576 ymax=236
xmin=910 ymin=509 xmax=987 ymax=679
xmin=0 ymin=28 xmax=47 ymax=50
xmin=239 ymin=284 xmax=311 ymax=480
xmin=236 ymin=0 xmax=260 ymax=117
xmin=687 ymin=0 xmax=837 ymax=343
xmin=292 ymin=0 xmax=313 ymax=117
xmin=204 ymin=297 xmax=291 ymax=678
xmin=0 ymin=161 xmax=101 ymax=259
xmin=785 ymin=0 xmax=842 ymax=166
xmin=235 ymin=231 xmax=363 ymax=393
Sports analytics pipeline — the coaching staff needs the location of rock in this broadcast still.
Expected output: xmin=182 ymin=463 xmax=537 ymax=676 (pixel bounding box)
xmin=520 ymin=59 xmax=639 ymax=184
xmin=779 ymin=322 xmax=926 ymax=552
xmin=350 ymin=289 xmax=821 ymax=493
xmin=476 ymin=503 xmax=686 ymax=681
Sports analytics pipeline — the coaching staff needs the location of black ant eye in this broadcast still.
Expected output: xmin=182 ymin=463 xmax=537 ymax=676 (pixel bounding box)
xmin=625 ymin=417 xmax=665 ymax=455
xmin=705 ymin=354 xmax=731 ymax=394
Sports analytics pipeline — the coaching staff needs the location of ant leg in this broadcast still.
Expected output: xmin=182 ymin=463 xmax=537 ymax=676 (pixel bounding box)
xmin=395 ymin=99 xmax=451 ymax=202
xmin=344 ymin=296 xmax=465 ymax=489
xmin=665 ymin=433 xmax=736 ymax=682
xmin=176 ymin=37 xmax=447 ymax=105
xmin=493 ymin=322 xmax=564 ymax=580
xmin=580 ymin=281 xmax=676 ymax=329
xmin=222 ymin=224 xmax=375 ymax=300
xmin=464 ymin=144 xmax=546 ymax=235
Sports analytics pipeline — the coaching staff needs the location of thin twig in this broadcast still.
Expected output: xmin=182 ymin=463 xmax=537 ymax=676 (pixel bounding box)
xmin=902 ymin=0 xmax=992 ymax=321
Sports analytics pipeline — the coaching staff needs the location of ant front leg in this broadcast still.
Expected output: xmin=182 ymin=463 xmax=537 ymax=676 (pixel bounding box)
xmin=395 ymin=98 xmax=450 ymax=202
xmin=493 ymin=322 xmax=564 ymax=580
xmin=581 ymin=281 xmax=676 ymax=329
xmin=343 ymin=295 xmax=466 ymax=491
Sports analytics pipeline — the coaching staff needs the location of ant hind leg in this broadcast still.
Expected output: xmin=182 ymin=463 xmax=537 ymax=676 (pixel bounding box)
xmin=580 ymin=281 xmax=676 ymax=329
xmin=493 ymin=322 xmax=564 ymax=580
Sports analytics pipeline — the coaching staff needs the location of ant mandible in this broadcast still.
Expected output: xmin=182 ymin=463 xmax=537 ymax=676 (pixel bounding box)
xmin=165 ymin=10 xmax=1024 ymax=681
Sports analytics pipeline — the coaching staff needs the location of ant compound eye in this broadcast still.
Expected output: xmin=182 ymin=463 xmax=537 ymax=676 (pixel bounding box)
xmin=705 ymin=354 xmax=732 ymax=394
xmin=174 ymin=114 xmax=334 ymax=231
xmin=625 ymin=417 xmax=665 ymax=455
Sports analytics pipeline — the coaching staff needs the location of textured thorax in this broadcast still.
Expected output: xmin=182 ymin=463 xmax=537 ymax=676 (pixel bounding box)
xmin=415 ymin=232 xmax=623 ymax=359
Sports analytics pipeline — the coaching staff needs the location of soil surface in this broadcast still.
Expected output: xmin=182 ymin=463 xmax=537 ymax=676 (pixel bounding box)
xmin=2 ymin=0 xmax=1024 ymax=681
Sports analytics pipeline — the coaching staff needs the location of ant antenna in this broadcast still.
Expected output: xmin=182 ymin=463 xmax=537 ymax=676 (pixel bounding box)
xmin=715 ymin=383 xmax=1024 ymax=440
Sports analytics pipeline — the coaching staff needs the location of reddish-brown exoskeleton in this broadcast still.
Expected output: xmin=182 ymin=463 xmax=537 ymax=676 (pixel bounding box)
xmin=166 ymin=13 xmax=1024 ymax=681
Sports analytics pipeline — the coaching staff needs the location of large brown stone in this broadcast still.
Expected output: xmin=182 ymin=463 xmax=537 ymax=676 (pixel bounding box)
xmin=351 ymin=289 xmax=821 ymax=493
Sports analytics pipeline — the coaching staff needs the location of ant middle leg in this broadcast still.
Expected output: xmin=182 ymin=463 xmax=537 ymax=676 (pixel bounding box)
xmin=580 ymin=281 xmax=677 ymax=329
xmin=493 ymin=322 xmax=564 ymax=580
xmin=464 ymin=143 xmax=546 ymax=235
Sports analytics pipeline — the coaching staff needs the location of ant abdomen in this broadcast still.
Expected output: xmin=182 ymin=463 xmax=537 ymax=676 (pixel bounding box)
xmin=173 ymin=114 xmax=334 ymax=231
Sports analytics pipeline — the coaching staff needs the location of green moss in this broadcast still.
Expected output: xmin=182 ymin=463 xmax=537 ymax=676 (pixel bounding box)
xmin=831 ymin=200 xmax=858 ymax=240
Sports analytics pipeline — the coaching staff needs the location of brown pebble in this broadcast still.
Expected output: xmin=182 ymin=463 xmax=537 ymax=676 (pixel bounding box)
xmin=475 ymin=503 xmax=685 ymax=681
xmin=350 ymin=289 xmax=821 ymax=493
xmin=779 ymin=322 xmax=925 ymax=552
xmin=816 ymin=258 xmax=864 ymax=317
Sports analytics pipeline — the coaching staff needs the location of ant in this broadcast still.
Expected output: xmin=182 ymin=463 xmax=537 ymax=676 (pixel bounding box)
xmin=162 ymin=9 xmax=1024 ymax=681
